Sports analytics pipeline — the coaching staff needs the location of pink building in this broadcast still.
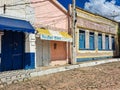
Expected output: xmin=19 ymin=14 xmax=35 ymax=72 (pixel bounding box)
xmin=31 ymin=0 xmax=72 ymax=67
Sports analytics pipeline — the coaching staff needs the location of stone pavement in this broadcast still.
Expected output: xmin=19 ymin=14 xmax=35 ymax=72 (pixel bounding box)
xmin=0 ymin=58 xmax=120 ymax=88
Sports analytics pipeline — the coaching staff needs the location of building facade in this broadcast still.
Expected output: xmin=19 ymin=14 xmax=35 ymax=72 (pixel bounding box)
xmin=31 ymin=0 xmax=72 ymax=67
xmin=76 ymin=8 xmax=119 ymax=62
xmin=69 ymin=7 xmax=119 ymax=62
xmin=0 ymin=0 xmax=119 ymax=72
xmin=0 ymin=0 xmax=36 ymax=71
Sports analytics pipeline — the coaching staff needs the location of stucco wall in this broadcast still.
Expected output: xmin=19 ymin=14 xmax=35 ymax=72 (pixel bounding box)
xmin=76 ymin=8 xmax=119 ymax=61
xmin=25 ymin=33 xmax=36 ymax=69
xmin=0 ymin=0 xmax=34 ymax=23
xmin=31 ymin=0 xmax=68 ymax=32
xmin=32 ymin=0 xmax=69 ymax=66
xmin=50 ymin=41 xmax=67 ymax=60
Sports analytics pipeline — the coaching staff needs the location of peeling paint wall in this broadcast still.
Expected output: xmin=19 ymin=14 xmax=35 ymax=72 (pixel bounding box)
xmin=0 ymin=0 xmax=34 ymax=23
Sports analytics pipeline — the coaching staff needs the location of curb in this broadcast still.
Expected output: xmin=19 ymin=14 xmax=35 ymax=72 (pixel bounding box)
xmin=0 ymin=58 xmax=120 ymax=88
xmin=30 ymin=58 xmax=120 ymax=77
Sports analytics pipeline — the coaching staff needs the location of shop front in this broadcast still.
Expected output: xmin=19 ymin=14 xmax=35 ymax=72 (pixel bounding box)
xmin=36 ymin=28 xmax=72 ymax=67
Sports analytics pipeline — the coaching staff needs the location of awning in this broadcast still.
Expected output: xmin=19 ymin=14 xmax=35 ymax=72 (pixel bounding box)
xmin=37 ymin=28 xmax=72 ymax=42
xmin=0 ymin=16 xmax=35 ymax=33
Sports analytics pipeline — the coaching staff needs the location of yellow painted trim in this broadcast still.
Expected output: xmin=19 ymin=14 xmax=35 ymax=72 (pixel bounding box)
xmin=77 ymin=26 xmax=116 ymax=35
xmin=37 ymin=28 xmax=52 ymax=36
xmin=77 ymin=50 xmax=96 ymax=53
xmin=60 ymin=31 xmax=72 ymax=38
xmin=76 ymin=8 xmax=118 ymax=35
xmin=76 ymin=19 xmax=117 ymax=35
xmin=76 ymin=8 xmax=117 ymax=25
xmin=37 ymin=28 xmax=72 ymax=42
xmin=77 ymin=15 xmax=114 ymax=27
xmin=77 ymin=27 xmax=116 ymax=35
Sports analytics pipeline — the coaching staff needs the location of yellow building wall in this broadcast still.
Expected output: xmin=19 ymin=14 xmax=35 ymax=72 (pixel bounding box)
xmin=76 ymin=8 xmax=119 ymax=61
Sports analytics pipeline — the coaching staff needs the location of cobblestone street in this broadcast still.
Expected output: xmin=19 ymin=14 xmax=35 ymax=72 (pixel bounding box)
xmin=1 ymin=61 xmax=120 ymax=90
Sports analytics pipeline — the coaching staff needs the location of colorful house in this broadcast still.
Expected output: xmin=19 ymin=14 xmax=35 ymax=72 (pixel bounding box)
xmin=31 ymin=0 xmax=72 ymax=67
xmin=1 ymin=0 xmax=118 ymax=72
xmin=69 ymin=6 xmax=119 ymax=62
xmin=0 ymin=0 xmax=36 ymax=71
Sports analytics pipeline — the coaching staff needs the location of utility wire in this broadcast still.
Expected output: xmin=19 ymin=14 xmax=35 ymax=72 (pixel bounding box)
xmin=6 ymin=2 xmax=48 ymax=11
xmin=0 ymin=0 xmax=48 ymax=7
xmin=36 ymin=15 xmax=66 ymax=18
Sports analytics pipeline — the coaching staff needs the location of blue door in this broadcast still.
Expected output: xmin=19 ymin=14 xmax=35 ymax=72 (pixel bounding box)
xmin=1 ymin=31 xmax=24 ymax=71
xmin=1 ymin=31 xmax=13 ymax=71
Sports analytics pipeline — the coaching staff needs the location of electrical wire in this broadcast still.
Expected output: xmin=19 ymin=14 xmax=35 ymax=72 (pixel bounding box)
xmin=35 ymin=17 xmax=67 ymax=31
xmin=0 ymin=0 xmax=48 ymax=7
xmin=36 ymin=15 xmax=66 ymax=18
xmin=0 ymin=0 xmax=68 ymax=26
xmin=35 ymin=16 xmax=67 ymax=25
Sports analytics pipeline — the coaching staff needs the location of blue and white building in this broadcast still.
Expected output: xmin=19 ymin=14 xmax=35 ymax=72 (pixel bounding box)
xmin=0 ymin=0 xmax=36 ymax=71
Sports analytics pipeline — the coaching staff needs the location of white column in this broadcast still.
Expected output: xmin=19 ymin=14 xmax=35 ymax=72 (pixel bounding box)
xmin=25 ymin=33 xmax=36 ymax=69
xmin=95 ymin=32 xmax=98 ymax=50
xmin=30 ymin=34 xmax=36 ymax=68
xmin=85 ymin=30 xmax=89 ymax=49
xmin=109 ymin=35 xmax=112 ymax=50
xmin=102 ymin=33 xmax=105 ymax=50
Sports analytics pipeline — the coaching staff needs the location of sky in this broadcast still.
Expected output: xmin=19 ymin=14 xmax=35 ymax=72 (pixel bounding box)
xmin=58 ymin=0 xmax=120 ymax=22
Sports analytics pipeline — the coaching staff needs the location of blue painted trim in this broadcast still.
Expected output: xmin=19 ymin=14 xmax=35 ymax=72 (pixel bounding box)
xmin=24 ymin=53 xmax=35 ymax=70
xmin=77 ymin=56 xmax=113 ymax=62
xmin=98 ymin=49 xmax=113 ymax=51
xmin=79 ymin=49 xmax=95 ymax=50
xmin=79 ymin=49 xmax=115 ymax=51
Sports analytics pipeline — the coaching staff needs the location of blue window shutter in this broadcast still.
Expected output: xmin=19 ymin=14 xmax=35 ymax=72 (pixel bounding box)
xmin=105 ymin=35 xmax=109 ymax=50
xmin=98 ymin=34 xmax=102 ymax=50
xmin=79 ymin=30 xmax=85 ymax=49
xmin=112 ymin=37 xmax=115 ymax=50
xmin=89 ymin=32 xmax=94 ymax=50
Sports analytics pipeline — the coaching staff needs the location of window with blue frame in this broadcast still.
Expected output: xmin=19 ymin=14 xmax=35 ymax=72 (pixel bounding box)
xmin=105 ymin=35 xmax=109 ymax=50
xmin=89 ymin=32 xmax=95 ymax=50
xmin=79 ymin=30 xmax=85 ymax=49
xmin=98 ymin=34 xmax=102 ymax=50
xmin=112 ymin=36 xmax=115 ymax=50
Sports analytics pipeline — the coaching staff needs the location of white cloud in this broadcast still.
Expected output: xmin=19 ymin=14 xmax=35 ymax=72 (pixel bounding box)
xmin=84 ymin=0 xmax=120 ymax=22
